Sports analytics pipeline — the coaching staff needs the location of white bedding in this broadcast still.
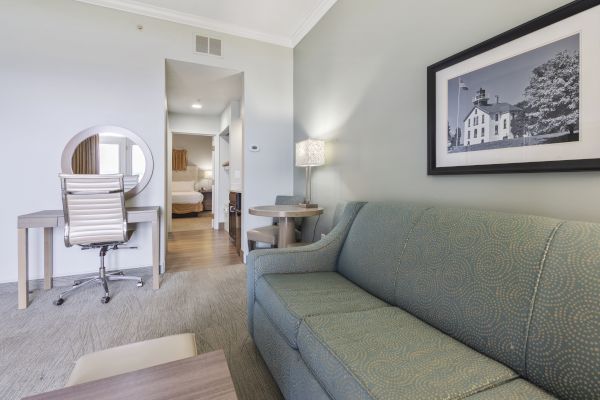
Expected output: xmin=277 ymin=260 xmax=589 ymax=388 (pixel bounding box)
xmin=172 ymin=191 xmax=203 ymax=204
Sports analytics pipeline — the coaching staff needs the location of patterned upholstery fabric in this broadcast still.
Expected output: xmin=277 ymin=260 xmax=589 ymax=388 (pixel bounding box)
xmin=467 ymin=379 xmax=556 ymax=399
xmin=395 ymin=207 xmax=560 ymax=374
xmin=256 ymin=272 xmax=387 ymax=348
xmin=247 ymin=202 xmax=365 ymax=336
xmin=253 ymin=303 xmax=331 ymax=400
xmin=525 ymin=221 xmax=600 ymax=400
xmin=337 ymin=203 xmax=428 ymax=303
xmin=298 ymin=307 xmax=516 ymax=400
xmin=248 ymin=202 xmax=600 ymax=400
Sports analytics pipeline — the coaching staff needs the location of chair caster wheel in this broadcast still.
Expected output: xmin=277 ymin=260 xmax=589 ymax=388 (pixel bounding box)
xmin=54 ymin=298 xmax=65 ymax=306
xmin=101 ymin=296 xmax=110 ymax=304
xmin=137 ymin=281 xmax=143 ymax=287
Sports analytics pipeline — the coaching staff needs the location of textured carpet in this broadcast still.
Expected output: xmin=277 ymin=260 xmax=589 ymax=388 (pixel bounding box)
xmin=0 ymin=265 xmax=282 ymax=400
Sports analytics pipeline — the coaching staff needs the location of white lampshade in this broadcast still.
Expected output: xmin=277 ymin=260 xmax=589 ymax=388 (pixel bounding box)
xmin=203 ymin=169 xmax=213 ymax=179
xmin=295 ymin=139 xmax=325 ymax=167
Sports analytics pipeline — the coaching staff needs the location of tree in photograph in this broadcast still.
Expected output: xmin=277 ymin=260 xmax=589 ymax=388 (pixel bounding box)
xmin=523 ymin=50 xmax=579 ymax=135
xmin=511 ymin=101 xmax=529 ymax=137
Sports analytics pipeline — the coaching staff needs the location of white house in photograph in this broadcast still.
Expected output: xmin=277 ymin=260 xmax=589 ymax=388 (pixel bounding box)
xmin=461 ymin=88 xmax=522 ymax=146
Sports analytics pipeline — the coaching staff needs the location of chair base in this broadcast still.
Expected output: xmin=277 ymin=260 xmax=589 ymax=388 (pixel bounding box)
xmin=54 ymin=244 xmax=143 ymax=306
xmin=54 ymin=271 xmax=143 ymax=305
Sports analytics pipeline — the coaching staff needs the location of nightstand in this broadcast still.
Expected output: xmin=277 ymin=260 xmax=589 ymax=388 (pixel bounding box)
xmin=200 ymin=190 xmax=212 ymax=211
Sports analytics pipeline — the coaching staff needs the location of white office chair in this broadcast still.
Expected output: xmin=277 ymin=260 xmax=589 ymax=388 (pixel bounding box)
xmin=55 ymin=174 xmax=143 ymax=306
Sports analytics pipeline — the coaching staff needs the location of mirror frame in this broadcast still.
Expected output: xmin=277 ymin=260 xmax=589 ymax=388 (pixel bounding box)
xmin=61 ymin=125 xmax=154 ymax=199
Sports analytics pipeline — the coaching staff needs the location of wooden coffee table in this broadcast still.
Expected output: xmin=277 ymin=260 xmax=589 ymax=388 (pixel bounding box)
xmin=23 ymin=350 xmax=237 ymax=400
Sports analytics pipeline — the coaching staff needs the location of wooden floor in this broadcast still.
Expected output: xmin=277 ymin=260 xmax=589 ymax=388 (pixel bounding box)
xmin=171 ymin=212 xmax=213 ymax=232
xmin=167 ymin=214 xmax=241 ymax=273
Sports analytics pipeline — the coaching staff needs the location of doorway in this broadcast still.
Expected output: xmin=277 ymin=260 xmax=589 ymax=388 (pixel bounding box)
xmin=164 ymin=59 xmax=244 ymax=272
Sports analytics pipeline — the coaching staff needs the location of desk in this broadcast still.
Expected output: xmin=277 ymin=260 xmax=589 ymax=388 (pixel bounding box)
xmin=248 ymin=205 xmax=323 ymax=248
xmin=22 ymin=350 xmax=237 ymax=400
xmin=17 ymin=207 xmax=160 ymax=309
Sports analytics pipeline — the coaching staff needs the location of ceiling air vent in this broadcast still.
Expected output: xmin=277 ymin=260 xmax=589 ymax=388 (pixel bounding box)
xmin=209 ymin=38 xmax=222 ymax=56
xmin=195 ymin=35 xmax=222 ymax=56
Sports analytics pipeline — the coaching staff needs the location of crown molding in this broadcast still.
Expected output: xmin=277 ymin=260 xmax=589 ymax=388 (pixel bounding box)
xmin=291 ymin=0 xmax=337 ymax=47
xmin=74 ymin=0 xmax=294 ymax=47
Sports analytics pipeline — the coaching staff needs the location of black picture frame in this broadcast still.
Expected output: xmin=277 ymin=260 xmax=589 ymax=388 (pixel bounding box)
xmin=427 ymin=0 xmax=600 ymax=175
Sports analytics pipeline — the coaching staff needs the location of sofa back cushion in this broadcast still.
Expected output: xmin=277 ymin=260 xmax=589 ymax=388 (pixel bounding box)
xmin=394 ymin=207 xmax=560 ymax=375
xmin=525 ymin=221 xmax=600 ymax=399
xmin=337 ymin=203 xmax=427 ymax=303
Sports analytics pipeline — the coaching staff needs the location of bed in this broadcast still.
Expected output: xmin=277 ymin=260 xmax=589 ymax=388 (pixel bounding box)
xmin=171 ymin=180 xmax=204 ymax=214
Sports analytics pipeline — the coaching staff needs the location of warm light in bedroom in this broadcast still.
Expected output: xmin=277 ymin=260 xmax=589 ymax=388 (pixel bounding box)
xmin=191 ymin=103 xmax=203 ymax=109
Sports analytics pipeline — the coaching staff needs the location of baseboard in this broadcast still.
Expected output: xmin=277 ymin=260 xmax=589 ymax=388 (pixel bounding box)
xmin=0 ymin=266 xmax=153 ymax=291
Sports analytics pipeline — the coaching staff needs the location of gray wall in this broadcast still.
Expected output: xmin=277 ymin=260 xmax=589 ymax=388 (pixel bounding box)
xmin=293 ymin=0 xmax=595 ymax=239
xmin=173 ymin=133 xmax=213 ymax=171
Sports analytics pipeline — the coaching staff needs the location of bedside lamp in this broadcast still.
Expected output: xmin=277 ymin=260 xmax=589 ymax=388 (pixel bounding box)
xmin=295 ymin=139 xmax=325 ymax=208
xmin=200 ymin=169 xmax=213 ymax=191
xmin=203 ymin=169 xmax=213 ymax=184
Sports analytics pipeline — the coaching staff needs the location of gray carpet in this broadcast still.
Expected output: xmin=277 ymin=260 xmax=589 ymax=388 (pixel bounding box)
xmin=0 ymin=265 xmax=283 ymax=400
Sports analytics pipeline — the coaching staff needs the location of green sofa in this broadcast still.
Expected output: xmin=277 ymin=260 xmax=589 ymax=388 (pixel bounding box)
xmin=247 ymin=202 xmax=600 ymax=400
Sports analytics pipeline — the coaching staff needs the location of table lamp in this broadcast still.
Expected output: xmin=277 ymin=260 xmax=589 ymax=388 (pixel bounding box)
xmin=201 ymin=169 xmax=213 ymax=191
xmin=295 ymin=139 xmax=325 ymax=208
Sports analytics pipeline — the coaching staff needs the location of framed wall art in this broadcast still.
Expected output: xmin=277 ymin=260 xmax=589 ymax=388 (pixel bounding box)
xmin=427 ymin=0 xmax=600 ymax=174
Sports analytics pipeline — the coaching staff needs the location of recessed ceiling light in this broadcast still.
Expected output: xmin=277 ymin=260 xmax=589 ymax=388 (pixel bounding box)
xmin=192 ymin=103 xmax=203 ymax=109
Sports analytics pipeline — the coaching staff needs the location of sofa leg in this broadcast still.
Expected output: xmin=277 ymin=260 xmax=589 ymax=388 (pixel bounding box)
xmin=248 ymin=240 xmax=256 ymax=251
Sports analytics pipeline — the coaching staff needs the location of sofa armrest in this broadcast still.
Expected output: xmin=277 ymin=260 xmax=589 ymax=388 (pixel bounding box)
xmin=247 ymin=201 xmax=365 ymax=337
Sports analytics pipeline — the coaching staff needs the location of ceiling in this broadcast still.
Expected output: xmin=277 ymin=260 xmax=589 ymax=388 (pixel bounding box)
xmin=75 ymin=0 xmax=337 ymax=47
xmin=165 ymin=60 xmax=243 ymax=116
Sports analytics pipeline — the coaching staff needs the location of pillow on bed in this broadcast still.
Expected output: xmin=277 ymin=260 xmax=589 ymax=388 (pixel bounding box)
xmin=172 ymin=181 xmax=195 ymax=192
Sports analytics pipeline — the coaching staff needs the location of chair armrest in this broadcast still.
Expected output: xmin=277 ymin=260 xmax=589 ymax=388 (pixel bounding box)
xmin=247 ymin=201 xmax=365 ymax=336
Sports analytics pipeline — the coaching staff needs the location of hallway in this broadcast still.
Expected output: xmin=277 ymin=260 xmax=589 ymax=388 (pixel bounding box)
xmin=167 ymin=214 xmax=241 ymax=273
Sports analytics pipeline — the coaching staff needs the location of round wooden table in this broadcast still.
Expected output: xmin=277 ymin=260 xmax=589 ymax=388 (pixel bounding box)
xmin=248 ymin=205 xmax=324 ymax=248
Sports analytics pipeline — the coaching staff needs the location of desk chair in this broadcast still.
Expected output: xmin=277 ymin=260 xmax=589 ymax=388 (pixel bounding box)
xmin=54 ymin=174 xmax=143 ymax=306
xmin=247 ymin=195 xmax=304 ymax=251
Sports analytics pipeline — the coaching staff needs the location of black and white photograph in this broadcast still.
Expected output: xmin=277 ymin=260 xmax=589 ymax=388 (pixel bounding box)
xmin=447 ymin=34 xmax=580 ymax=154
xmin=428 ymin=1 xmax=600 ymax=175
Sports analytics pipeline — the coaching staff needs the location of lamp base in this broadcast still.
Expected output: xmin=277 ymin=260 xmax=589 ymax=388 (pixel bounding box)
xmin=298 ymin=202 xmax=318 ymax=208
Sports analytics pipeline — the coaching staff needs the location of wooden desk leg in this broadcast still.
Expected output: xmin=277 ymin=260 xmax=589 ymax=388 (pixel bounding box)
xmin=278 ymin=217 xmax=296 ymax=248
xmin=44 ymin=227 xmax=53 ymax=290
xmin=152 ymin=217 xmax=160 ymax=290
xmin=18 ymin=228 xmax=29 ymax=309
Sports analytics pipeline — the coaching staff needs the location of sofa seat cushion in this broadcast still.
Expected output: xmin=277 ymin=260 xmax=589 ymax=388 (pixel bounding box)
xmin=298 ymin=307 xmax=517 ymax=400
xmin=466 ymin=379 xmax=555 ymax=399
xmin=255 ymin=272 xmax=387 ymax=349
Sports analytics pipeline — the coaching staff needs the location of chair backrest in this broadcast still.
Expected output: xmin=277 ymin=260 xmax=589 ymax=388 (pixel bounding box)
xmin=337 ymin=202 xmax=428 ymax=304
xmin=60 ymin=174 xmax=127 ymax=247
xmin=337 ymin=202 xmax=600 ymax=399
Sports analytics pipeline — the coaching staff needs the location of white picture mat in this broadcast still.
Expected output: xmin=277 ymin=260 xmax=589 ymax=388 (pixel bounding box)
xmin=435 ymin=6 xmax=600 ymax=168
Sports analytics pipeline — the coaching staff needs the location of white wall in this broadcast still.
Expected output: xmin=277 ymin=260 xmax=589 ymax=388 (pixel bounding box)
xmin=219 ymin=135 xmax=231 ymax=231
xmin=0 ymin=0 xmax=293 ymax=283
xmin=224 ymin=101 xmax=243 ymax=193
xmin=293 ymin=0 xmax=592 ymax=239
xmin=168 ymin=112 xmax=220 ymax=135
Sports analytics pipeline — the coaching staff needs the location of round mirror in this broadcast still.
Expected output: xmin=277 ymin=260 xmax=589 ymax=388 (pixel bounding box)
xmin=61 ymin=125 xmax=154 ymax=199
